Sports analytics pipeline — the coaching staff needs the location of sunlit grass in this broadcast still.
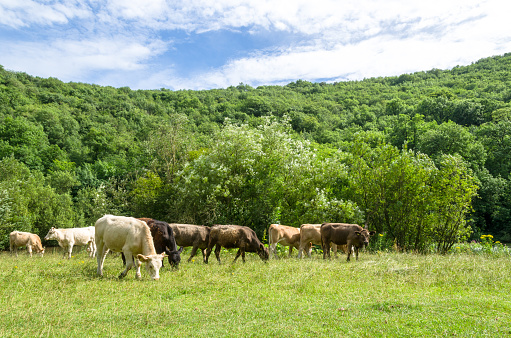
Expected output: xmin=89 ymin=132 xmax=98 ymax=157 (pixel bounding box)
xmin=1 ymin=248 xmax=510 ymax=337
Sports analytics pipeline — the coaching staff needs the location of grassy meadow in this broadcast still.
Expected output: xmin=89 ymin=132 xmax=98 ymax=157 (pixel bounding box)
xmin=1 ymin=248 xmax=510 ymax=337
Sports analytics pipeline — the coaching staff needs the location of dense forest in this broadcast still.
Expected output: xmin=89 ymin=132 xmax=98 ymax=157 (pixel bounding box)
xmin=1 ymin=53 xmax=511 ymax=252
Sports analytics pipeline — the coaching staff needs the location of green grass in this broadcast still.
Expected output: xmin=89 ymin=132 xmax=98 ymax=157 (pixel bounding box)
xmin=1 ymin=249 xmax=510 ymax=337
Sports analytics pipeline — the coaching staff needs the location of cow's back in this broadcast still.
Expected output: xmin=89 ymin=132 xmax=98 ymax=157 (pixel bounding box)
xmin=170 ymin=223 xmax=209 ymax=247
xmin=322 ymin=223 xmax=363 ymax=245
xmin=300 ymin=224 xmax=322 ymax=245
xmin=210 ymin=225 xmax=241 ymax=248
xmin=96 ymin=215 xmax=143 ymax=252
xmin=10 ymin=231 xmax=29 ymax=246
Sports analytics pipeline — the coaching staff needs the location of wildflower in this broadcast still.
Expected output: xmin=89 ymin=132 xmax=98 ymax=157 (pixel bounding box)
xmin=456 ymin=247 xmax=460 ymax=249
xmin=496 ymin=241 xmax=501 ymax=244
xmin=14 ymin=266 xmax=18 ymax=269
xmin=81 ymin=261 xmax=85 ymax=264
xmin=379 ymin=234 xmax=384 ymax=237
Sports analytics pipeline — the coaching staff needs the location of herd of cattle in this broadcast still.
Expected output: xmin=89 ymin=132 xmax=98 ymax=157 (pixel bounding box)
xmin=8 ymin=215 xmax=375 ymax=280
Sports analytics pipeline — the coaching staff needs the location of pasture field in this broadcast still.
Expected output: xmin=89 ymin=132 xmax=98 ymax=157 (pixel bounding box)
xmin=1 ymin=249 xmax=510 ymax=337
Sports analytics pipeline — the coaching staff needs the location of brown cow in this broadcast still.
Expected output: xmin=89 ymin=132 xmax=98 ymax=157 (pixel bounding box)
xmin=297 ymin=224 xmax=339 ymax=258
xmin=320 ymin=223 xmax=375 ymax=261
xmin=137 ymin=218 xmax=182 ymax=268
xmin=268 ymin=224 xmax=300 ymax=258
xmin=169 ymin=223 xmax=210 ymax=263
xmin=9 ymin=231 xmax=45 ymax=257
xmin=205 ymin=224 xmax=269 ymax=264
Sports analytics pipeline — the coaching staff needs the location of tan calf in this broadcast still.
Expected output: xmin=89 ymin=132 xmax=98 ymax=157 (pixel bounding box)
xmin=298 ymin=224 xmax=338 ymax=258
xmin=9 ymin=231 xmax=45 ymax=257
xmin=268 ymin=224 xmax=300 ymax=258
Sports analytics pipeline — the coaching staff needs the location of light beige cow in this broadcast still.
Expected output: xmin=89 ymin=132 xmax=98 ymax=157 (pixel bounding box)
xmin=268 ymin=224 xmax=301 ymax=258
xmin=44 ymin=226 xmax=95 ymax=259
xmin=95 ymin=215 xmax=165 ymax=280
xmin=9 ymin=231 xmax=45 ymax=257
xmin=298 ymin=224 xmax=338 ymax=258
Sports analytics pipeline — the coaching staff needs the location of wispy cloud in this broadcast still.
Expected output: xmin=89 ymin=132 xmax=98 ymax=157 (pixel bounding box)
xmin=0 ymin=0 xmax=509 ymax=89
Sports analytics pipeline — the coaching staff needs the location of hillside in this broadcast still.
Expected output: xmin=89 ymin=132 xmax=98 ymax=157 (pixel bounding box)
xmin=1 ymin=53 xmax=511 ymax=249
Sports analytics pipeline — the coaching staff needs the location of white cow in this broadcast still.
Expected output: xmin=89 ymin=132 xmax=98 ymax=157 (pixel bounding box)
xmin=44 ymin=226 xmax=95 ymax=259
xmin=9 ymin=231 xmax=45 ymax=257
xmin=95 ymin=215 xmax=165 ymax=280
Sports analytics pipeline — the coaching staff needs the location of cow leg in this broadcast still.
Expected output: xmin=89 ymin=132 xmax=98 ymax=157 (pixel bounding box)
xmin=332 ymin=243 xmax=338 ymax=258
xmin=67 ymin=244 xmax=73 ymax=259
xmin=188 ymin=245 xmax=199 ymax=262
xmin=200 ymin=248 xmax=207 ymax=263
xmin=270 ymin=243 xmax=277 ymax=259
xmin=307 ymin=243 xmax=312 ymax=258
xmin=134 ymin=257 xmax=142 ymax=280
xmin=233 ymin=249 xmax=242 ymax=263
xmin=96 ymin=241 xmax=108 ymax=277
xmin=205 ymin=244 xmax=213 ymax=264
xmin=27 ymin=245 xmax=33 ymax=257
xmin=354 ymin=247 xmax=360 ymax=261
xmin=241 ymin=250 xmax=246 ymax=263
xmin=346 ymin=241 xmax=352 ymax=262
xmin=288 ymin=246 xmax=293 ymax=258
xmin=214 ymin=244 xmax=222 ymax=264
xmin=119 ymin=251 xmax=134 ymax=279
xmin=322 ymin=241 xmax=331 ymax=259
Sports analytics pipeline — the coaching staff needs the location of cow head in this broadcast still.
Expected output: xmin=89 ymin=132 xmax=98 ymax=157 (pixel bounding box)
xmin=258 ymin=243 xmax=269 ymax=261
xmin=44 ymin=227 xmax=57 ymax=241
xmin=137 ymin=253 xmax=165 ymax=280
xmin=38 ymin=247 xmax=45 ymax=257
xmin=355 ymin=230 xmax=376 ymax=248
xmin=166 ymin=246 xmax=184 ymax=269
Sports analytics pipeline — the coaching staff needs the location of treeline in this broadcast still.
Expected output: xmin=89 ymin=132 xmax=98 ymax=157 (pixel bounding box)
xmin=1 ymin=53 xmax=510 ymax=251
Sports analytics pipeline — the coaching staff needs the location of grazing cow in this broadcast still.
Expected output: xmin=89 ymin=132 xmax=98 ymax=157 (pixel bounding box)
xmin=9 ymin=231 xmax=45 ymax=257
xmin=44 ymin=226 xmax=95 ymax=259
xmin=268 ymin=224 xmax=300 ymax=258
xmin=297 ymin=224 xmax=339 ymax=258
xmin=320 ymin=223 xmax=375 ymax=261
xmin=169 ymin=223 xmax=210 ymax=263
xmin=95 ymin=215 xmax=165 ymax=280
xmin=135 ymin=218 xmax=182 ymax=268
xmin=205 ymin=224 xmax=269 ymax=264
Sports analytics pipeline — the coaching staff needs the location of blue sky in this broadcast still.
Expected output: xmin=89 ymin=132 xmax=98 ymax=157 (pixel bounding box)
xmin=1 ymin=0 xmax=510 ymax=90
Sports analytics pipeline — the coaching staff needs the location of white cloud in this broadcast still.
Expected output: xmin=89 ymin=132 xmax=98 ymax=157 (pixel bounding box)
xmin=1 ymin=37 xmax=167 ymax=81
xmin=0 ymin=0 xmax=90 ymax=28
xmin=1 ymin=0 xmax=510 ymax=89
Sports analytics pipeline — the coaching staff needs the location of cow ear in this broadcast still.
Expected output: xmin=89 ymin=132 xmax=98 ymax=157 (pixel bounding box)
xmin=369 ymin=231 xmax=376 ymax=236
xmin=137 ymin=254 xmax=149 ymax=262
xmin=178 ymin=246 xmax=184 ymax=253
xmin=355 ymin=231 xmax=361 ymax=236
xmin=260 ymin=243 xmax=264 ymax=250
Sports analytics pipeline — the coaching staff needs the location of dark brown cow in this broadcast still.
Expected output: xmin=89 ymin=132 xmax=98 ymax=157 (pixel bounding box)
xmin=205 ymin=224 xmax=269 ymax=264
xmin=320 ymin=223 xmax=375 ymax=261
xmin=120 ymin=218 xmax=182 ymax=268
xmin=169 ymin=223 xmax=210 ymax=263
